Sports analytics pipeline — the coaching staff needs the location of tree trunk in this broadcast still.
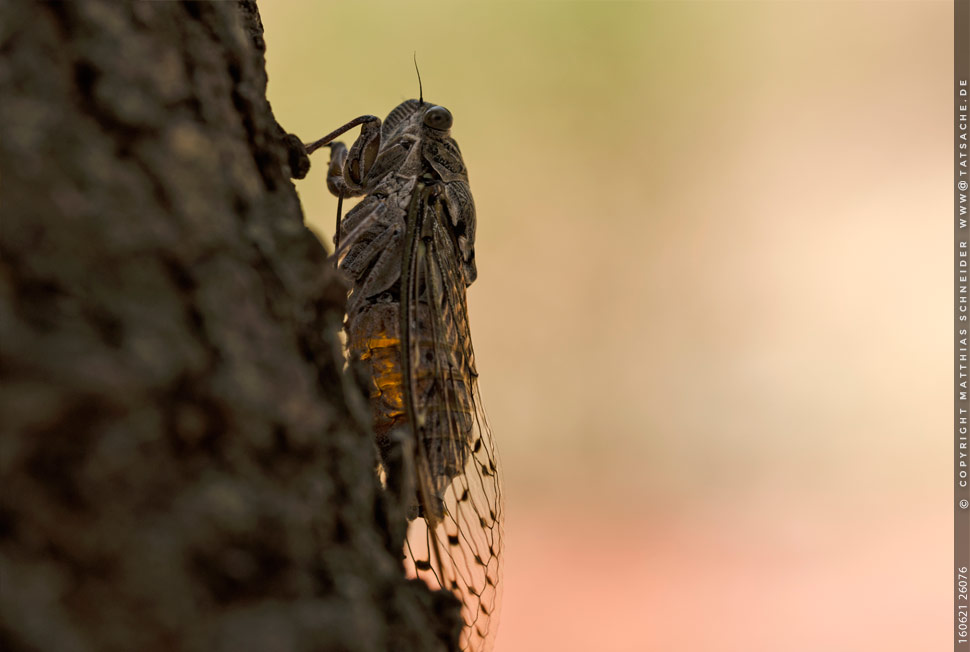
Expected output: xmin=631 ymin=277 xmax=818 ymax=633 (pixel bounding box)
xmin=0 ymin=2 xmax=457 ymax=650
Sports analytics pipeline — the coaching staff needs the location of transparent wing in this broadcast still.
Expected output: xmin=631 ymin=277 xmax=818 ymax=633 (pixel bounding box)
xmin=402 ymin=188 xmax=503 ymax=652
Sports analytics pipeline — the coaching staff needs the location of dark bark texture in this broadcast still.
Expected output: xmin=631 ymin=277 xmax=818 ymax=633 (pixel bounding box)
xmin=0 ymin=2 xmax=458 ymax=651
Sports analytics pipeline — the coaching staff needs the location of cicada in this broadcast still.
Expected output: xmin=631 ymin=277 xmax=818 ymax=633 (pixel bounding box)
xmin=304 ymin=93 xmax=503 ymax=651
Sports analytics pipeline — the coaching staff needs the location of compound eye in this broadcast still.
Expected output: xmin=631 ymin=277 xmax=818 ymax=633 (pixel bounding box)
xmin=423 ymin=105 xmax=453 ymax=131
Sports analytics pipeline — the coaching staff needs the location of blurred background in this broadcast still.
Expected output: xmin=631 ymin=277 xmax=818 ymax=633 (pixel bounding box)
xmin=260 ymin=2 xmax=949 ymax=650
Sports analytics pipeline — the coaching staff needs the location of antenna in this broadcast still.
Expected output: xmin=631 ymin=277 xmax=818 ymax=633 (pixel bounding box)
xmin=413 ymin=52 xmax=423 ymax=104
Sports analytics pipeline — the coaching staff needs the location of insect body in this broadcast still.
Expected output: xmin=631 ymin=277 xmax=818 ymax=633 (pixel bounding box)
xmin=305 ymin=98 xmax=502 ymax=651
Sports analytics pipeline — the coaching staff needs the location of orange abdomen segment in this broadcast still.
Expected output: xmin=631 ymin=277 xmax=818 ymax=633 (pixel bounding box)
xmin=347 ymin=302 xmax=475 ymax=447
xmin=356 ymin=328 xmax=407 ymax=437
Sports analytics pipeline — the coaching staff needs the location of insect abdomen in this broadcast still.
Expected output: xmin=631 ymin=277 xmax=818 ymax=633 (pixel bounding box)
xmin=349 ymin=301 xmax=475 ymax=489
xmin=349 ymin=302 xmax=407 ymax=439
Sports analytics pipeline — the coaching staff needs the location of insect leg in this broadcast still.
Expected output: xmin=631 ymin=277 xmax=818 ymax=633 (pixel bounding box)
xmin=378 ymin=424 xmax=416 ymax=550
xmin=303 ymin=114 xmax=378 ymax=155
xmin=318 ymin=143 xmax=348 ymax=259
xmin=305 ymin=114 xmax=383 ymax=259
xmin=325 ymin=142 xmax=349 ymax=196
xmin=304 ymin=114 xmax=382 ymax=197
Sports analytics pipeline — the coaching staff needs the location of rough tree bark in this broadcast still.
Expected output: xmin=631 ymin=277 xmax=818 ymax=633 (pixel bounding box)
xmin=0 ymin=2 xmax=459 ymax=651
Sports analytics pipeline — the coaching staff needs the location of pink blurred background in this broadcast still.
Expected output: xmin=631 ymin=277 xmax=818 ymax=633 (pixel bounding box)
xmin=260 ymin=2 xmax=950 ymax=650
